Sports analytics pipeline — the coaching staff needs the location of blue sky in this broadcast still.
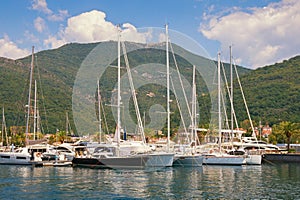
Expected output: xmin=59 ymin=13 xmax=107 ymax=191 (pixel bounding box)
xmin=1 ymin=0 xmax=299 ymax=69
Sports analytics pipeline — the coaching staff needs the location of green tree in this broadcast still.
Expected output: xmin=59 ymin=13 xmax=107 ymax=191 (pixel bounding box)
xmin=272 ymin=121 xmax=299 ymax=152
xmin=11 ymin=133 xmax=26 ymax=146
xmin=239 ymin=119 xmax=254 ymax=136
xmin=56 ymin=131 xmax=69 ymax=143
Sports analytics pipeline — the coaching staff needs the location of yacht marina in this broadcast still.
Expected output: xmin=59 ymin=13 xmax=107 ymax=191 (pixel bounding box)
xmin=0 ymin=135 xmax=295 ymax=168
xmin=0 ymin=0 xmax=299 ymax=199
xmin=0 ymin=162 xmax=299 ymax=199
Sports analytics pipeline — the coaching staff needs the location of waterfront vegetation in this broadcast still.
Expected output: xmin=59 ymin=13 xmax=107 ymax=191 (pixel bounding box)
xmin=3 ymin=121 xmax=300 ymax=153
xmin=0 ymin=42 xmax=300 ymax=148
xmin=270 ymin=121 xmax=300 ymax=151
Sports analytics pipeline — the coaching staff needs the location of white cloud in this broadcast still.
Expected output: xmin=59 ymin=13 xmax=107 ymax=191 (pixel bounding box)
xmin=24 ymin=30 xmax=40 ymax=43
xmin=158 ymin=33 xmax=166 ymax=43
xmin=34 ymin=17 xmax=47 ymax=33
xmin=48 ymin=9 xmax=69 ymax=22
xmin=121 ymin=23 xmax=150 ymax=43
xmin=31 ymin=0 xmax=68 ymax=22
xmin=43 ymin=35 xmax=66 ymax=49
xmin=31 ymin=0 xmax=52 ymax=14
xmin=62 ymin=10 xmax=116 ymax=43
xmin=199 ymin=0 xmax=300 ymax=68
xmin=44 ymin=10 xmax=150 ymax=48
xmin=0 ymin=35 xmax=30 ymax=59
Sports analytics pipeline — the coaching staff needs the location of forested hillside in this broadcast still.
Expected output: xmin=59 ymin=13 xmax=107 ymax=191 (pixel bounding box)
xmin=1 ymin=41 xmax=298 ymax=136
xmin=233 ymin=56 xmax=300 ymax=127
xmin=0 ymin=43 xmax=98 ymax=134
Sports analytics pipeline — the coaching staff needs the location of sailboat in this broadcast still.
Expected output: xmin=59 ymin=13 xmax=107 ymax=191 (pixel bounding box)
xmin=0 ymin=47 xmax=41 ymax=165
xmin=72 ymin=26 xmax=174 ymax=169
xmin=0 ymin=107 xmax=32 ymax=165
xmin=172 ymin=64 xmax=203 ymax=167
xmin=1 ymin=107 xmax=8 ymax=147
xmin=202 ymin=53 xmax=246 ymax=165
xmin=224 ymin=46 xmax=262 ymax=165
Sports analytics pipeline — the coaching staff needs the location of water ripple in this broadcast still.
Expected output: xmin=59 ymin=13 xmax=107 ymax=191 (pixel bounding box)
xmin=0 ymin=164 xmax=300 ymax=199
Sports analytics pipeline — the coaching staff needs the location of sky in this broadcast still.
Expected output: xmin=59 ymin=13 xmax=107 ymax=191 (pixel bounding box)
xmin=0 ymin=0 xmax=299 ymax=69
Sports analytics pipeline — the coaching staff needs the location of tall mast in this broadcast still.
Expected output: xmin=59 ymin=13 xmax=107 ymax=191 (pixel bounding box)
xmin=117 ymin=26 xmax=121 ymax=151
xmin=37 ymin=109 xmax=40 ymax=137
xmin=1 ymin=107 xmax=3 ymax=146
xmin=97 ymin=79 xmax=102 ymax=143
xmin=166 ymin=24 xmax=170 ymax=152
xmin=33 ymin=80 xmax=37 ymax=140
xmin=66 ymin=112 xmax=69 ymax=135
xmin=121 ymin=41 xmax=146 ymax=144
xmin=2 ymin=108 xmax=8 ymax=146
xmin=218 ymin=52 xmax=222 ymax=151
xmin=25 ymin=46 xmax=35 ymax=146
xmin=192 ymin=65 xmax=197 ymax=143
xmin=1 ymin=107 xmax=7 ymax=146
xmin=230 ymin=46 xmax=234 ymax=138
xmin=1 ymin=107 xmax=4 ymax=146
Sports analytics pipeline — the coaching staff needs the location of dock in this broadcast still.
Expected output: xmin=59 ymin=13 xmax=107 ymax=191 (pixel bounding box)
xmin=30 ymin=160 xmax=72 ymax=167
xmin=263 ymin=153 xmax=300 ymax=163
xmin=41 ymin=160 xmax=72 ymax=167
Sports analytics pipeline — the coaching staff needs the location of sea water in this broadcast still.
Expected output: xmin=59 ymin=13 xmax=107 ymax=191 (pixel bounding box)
xmin=0 ymin=163 xmax=299 ymax=199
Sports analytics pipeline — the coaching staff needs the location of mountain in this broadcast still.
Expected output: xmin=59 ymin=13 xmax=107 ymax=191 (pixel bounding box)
xmin=233 ymin=56 xmax=300 ymax=126
xmin=0 ymin=43 xmax=98 ymax=134
xmin=1 ymin=41 xmax=298 ymax=136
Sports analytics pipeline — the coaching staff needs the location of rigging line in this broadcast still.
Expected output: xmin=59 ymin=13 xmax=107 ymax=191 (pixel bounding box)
xmin=170 ymin=76 xmax=189 ymax=143
xmin=217 ymin=52 xmax=222 ymax=151
xmin=220 ymin=60 xmax=239 ymax=130
xmin=100 ymin=98 xmax=109 ymax=136
xmin=220 ymin=91 xmax=232 ymax=143
xmin=194 ymin=73 xmax=210 ymax=124
xmin=232 ymin=59 xmax=256 ymax=136
xmin=220 ymin=61 xmax=235 ymax=144
xmin=212 ymin=60 xmax=218 ymax=86
xmin=220 ymin=61 xmax=229 ymax=131
xmin=166 ymin=24 xmax=170 ymax=152
xmin=196 ymin=86 xmax=211 ymax=127
xmin=192 ymin=65 xmax=201 ymax=146
xmin=209 ymin=60 xmax=219 ymax=131
xmin=15 ymin=60 xmax=32 ymax=128
xmin=192 ymin=66 xmax=196 ymax=143
xmin=37 ymin=109 xmax=45 ymax=138
xmin=35 ymin=55 xmax=50 ymax=133
xmin=1 ymin=108 xmax=3 ymax=144
xmin=97 ymin=80 xmax=102 ymax=143
xmin=2 ymin=107 xmax=8 ymax=145
xmin=121 ymin=40 xmax=146 ymax=144
xmin=169 ymin=42 xmax=193 ymax=127
xmin=25 ymin=46 xmax=35 ymax=145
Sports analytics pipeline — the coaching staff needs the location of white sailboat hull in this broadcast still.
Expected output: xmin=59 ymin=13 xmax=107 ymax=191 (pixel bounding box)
xmin=146 ymin=153 xmax=174 ymax=167
xmin=246 ymin=154 xmax=262 ymax=165
xmin=0 ymin=152 xmax=32 ymax=165
xmin=72 ymin=153 xmax=174 ymax=169
xmin=203 ymin=154 xmax=246 ymax=165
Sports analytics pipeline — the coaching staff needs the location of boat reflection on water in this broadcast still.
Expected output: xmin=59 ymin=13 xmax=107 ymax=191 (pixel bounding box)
xmin=202 ymin=165 xmax=264 ymax=198
xmin=1 ymin=164 xmax=300 ymax=199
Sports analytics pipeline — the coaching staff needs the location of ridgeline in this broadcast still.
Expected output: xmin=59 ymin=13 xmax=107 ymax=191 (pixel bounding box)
xmin=0 ymin=42 xmax=298 ymax=135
